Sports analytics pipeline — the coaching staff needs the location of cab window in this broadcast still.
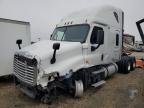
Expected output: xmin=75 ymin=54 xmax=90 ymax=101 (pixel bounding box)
xmin=90 ymin=27 xmax=103 ymax=44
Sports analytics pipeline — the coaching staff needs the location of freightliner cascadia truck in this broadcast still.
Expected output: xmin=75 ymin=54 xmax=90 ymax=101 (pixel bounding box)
xmin=13 ymin=6 xmax=136 ymax=103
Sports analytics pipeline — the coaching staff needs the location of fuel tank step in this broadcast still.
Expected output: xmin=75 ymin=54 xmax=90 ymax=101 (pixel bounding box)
xmin=92 ymin=68 xmax=105 ymax=75
xmin=91 ymin=80 xmax=106 ymax=88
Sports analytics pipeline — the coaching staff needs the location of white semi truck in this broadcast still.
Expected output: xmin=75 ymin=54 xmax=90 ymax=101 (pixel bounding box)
xmin=13 ymin=6 xmax=136 ymax=103
xmin=0 ymin=18 xmax=30 ymax=77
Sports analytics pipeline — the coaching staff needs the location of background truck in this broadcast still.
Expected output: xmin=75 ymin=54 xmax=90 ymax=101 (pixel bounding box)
xmin=13 ymin=6 xmax=136 ymax=104
xmin=123 ymin=34 xmax=135 ymax=54
xmin=0 ymin=18 xmax=31 ymax=76
xmin=135 ymin=19 xmax=144 ymax=52
xmin=135 ymin=19 xmax=144 ymax=68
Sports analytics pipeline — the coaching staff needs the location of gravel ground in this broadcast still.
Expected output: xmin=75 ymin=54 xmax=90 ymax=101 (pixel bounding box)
xmin=0 ymin=52 xmax=144 ymax=108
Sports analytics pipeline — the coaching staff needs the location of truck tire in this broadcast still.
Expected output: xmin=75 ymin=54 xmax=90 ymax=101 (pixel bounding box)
xmin=41 ymin=85 xmax=57 ymax=104
xmin=80 ymin=69 xmax=90 ymax=89
xmin=41 ymin=94 xmax=53 ymax=104
xmin=117 ymin=60 xmax=122 ymax=72
xmin=121 ymin=56 xmax=131 ymax=74
xmin=129 ymin=56 xmax=136 ymax=71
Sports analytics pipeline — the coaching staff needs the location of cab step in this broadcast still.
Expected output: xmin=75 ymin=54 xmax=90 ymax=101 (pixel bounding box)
xmin=91 ymin=80 xmax=106 ymax=88
xmin=92 ymin=68 xmax=105 ymax=75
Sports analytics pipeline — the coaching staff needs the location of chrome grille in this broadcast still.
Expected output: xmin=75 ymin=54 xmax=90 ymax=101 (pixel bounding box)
xmin=14 ymin=55 xmax=37 ymax=85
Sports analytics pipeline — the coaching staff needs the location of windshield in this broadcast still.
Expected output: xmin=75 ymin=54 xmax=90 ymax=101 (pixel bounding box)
xmin=51 ymin=25 xmax=89 ymax=43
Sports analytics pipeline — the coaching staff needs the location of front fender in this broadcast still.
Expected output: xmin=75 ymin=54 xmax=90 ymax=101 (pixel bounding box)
xmin=44 ymin=54 xmax=85 ymax=76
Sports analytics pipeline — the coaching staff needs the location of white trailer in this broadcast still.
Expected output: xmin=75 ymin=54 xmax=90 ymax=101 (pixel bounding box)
xmin=0 ymin=18 xmax=31 ymax=76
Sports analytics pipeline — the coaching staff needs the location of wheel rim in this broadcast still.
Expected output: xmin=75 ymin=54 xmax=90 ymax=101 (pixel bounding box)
xmin=133 ymin=62 xmax=136 ymax=68
xmin=128 ymin=63 xmax=131 ymax=71
xmin=74 ymin=80 xmax=84 ymax=98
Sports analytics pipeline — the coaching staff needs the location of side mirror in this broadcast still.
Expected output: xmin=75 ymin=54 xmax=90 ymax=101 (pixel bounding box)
xmin=16 ymin=39 xmax=22 ymax=49
xmin=53 ymin=43 xmax=60 ymax=50
xmin=51 ymin=43 xmax=60 ymax=64
xmin=50 ymin=34 xmax=52 ymax=39
xmin=96 ymin=30 xmax=104 ymax=45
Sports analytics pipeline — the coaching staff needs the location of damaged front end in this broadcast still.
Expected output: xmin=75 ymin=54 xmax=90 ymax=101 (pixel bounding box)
xmin=14 ymin=54 xmax=40 ymax=98
xmin=13 ymin=53 xmax=70 ymax=104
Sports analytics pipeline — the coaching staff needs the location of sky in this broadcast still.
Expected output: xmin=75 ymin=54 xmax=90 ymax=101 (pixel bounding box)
xmin=0 ymin=0 xmax=144 ymax=41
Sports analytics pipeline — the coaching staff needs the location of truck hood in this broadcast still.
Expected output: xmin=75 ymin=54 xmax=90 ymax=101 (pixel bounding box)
xmin=16 ymin=40 xmax=81 ymax=60
xmin=15 ymin=40 xmax=85 ymax=76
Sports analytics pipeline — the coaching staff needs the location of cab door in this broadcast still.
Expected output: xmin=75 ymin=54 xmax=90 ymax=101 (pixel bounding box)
xmin=88 ymin=25 xmax=105 ymax=66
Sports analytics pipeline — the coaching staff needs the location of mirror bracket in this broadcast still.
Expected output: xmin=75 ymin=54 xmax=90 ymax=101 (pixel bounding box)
xmin=91 ymin=44 xmax=100 ymax=51
xmin=16 ymin=39 xmax=22 ymax=49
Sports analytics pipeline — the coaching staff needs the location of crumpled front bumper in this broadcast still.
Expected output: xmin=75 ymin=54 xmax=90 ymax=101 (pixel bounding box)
xmin=14 ymin=76 xmax=42 ymax=99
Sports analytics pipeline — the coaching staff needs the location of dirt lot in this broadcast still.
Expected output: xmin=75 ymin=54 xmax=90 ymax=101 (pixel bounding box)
xmin=1 ymin=69 xmax=144 ymax=108
xmin=0 ymin=52 xmax=144 ymax=108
